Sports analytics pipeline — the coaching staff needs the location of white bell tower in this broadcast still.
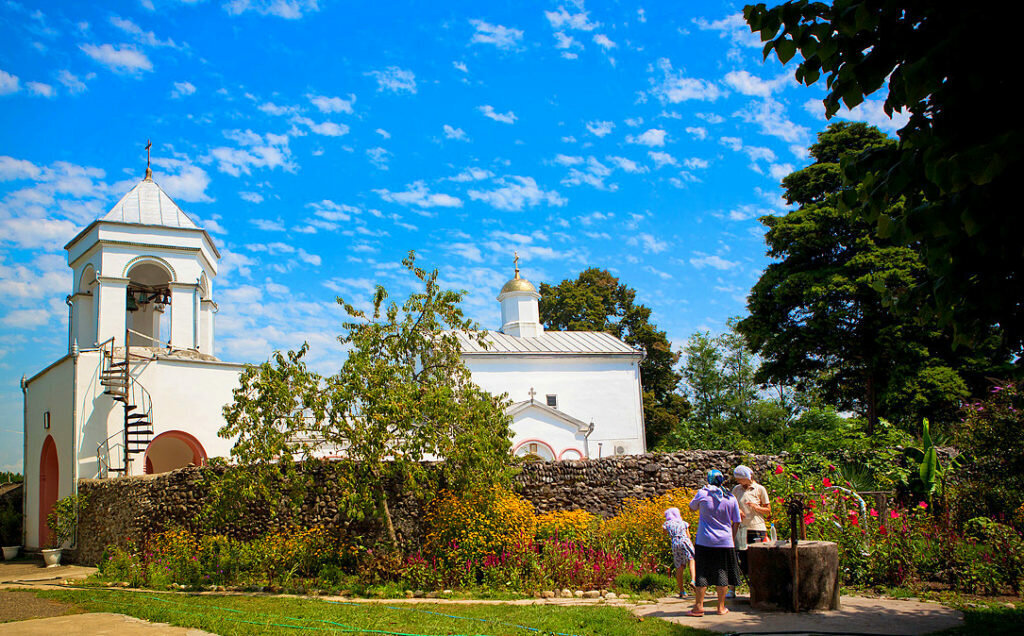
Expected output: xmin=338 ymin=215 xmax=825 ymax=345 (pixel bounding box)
xmin=497 ymin=252 xmax=544 ymax=338
xmin=64 ymin=148 xmax=221 ymax=355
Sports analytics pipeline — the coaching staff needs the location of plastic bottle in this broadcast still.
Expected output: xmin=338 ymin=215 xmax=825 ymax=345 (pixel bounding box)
xmin=768 ymin=523 xmax=777 ymax=542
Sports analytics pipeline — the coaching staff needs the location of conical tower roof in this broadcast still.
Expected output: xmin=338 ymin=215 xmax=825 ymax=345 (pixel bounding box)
xmin=101 ymin=177 xmax=200 ymax=229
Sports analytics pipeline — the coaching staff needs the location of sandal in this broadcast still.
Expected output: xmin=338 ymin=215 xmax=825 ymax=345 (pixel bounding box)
xmin=684 ymin=609 xmax=705 ymax=617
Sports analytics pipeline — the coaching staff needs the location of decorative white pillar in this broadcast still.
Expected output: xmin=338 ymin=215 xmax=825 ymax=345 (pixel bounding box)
xmin=95 ymin=276 xmax=129 ymax=345
xmin=169 ymin=282 xmax=197 ymax=349
xmin=199 ymin=299 xmax=216 ymax=355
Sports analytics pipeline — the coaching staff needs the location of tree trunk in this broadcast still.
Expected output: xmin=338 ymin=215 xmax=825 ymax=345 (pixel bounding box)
xmin=865 ymin=374 xmax=877 ymax=435
xmin=380 ymin=488 xmax=398 ymax=548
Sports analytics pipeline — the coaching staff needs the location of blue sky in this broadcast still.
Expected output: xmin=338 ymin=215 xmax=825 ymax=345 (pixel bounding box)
xmin=0 ymin=0 xmax=905 ymax=473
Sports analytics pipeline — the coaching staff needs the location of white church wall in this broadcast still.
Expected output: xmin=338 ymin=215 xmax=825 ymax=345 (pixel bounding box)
xmin=511 ymin=409 xmax=586 ymax=459
xmin=464 ymin=355 xmax=645 ymax=456
xmin=23 ymin=356 xmax=76 ymax=549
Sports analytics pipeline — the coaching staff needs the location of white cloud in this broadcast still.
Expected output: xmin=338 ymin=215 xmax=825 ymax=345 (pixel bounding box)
xmin=453 ymin=61 xmax=468 ymax=73
xmin=469 ymin=19 xmax=524 ymax=49
xmin=652 ymin=58 xmax=723 ymax=103
xmin=593 ymin=34 xmax=616 ymax=49
xmin=627 ymin=128 xmax=667 ymax=147
xmin=685 ymin=126 xmax=707 ymax=140
xmin=222 ymin=0 xmax=321 ymax=19
xmin=585 ymin=120 xmax=614 ymax=137
xmin=449 ymin=167 xmax=493 ymax=182
xmin=561 ymin=156 xmax=614 ymax=190
xmin=692 ymin=13 xmax=761 ymax=49
xmin=769 ymin=163 xmax=793 ymax=180
xmin=297 ymin=248 xmax=321 ymax=266
xmin=648 ymin=151 xmax=677 ymax=168
xmin=260 ymin=101 xmax=299 ymax=116
xmin=545 ymin=5 xmax=600 ymax=31
xmin=368 ymin=66 xmax=416 ymax=94
xmin=1 ymin=308 xmax=52 ymax=328
xmin=479 ymin=105 xmax=517 ymax=124
xmin=804 ymin=96 xmax=910 ymax=134
xmin=81 ymin=43 xmax=153 ymax=74
xmin=152 ymin=158 xmax=212 ymax=203
xmin=697 ymin=112 xmax=725 ymax=124
xmin=251 ymin=218 xmax=285 ymax=231
xmin=724 ymin=70 xmax=792 ymax=98
xmin=605 ymin=155 xmax=647 ymax=173
xmin=109 ymin=16 xmax=179 ymax=48
xmin=375 ymin=128 xmax=390 ymax=139
xmin=682 ymin=157 xmax=709 ymax=170
xmin=445 ymin=242 xmax=484 ymax=263
xmin=170 ymin=81 xmax=195 ymax=98
xmin=375 ymin=181 xmax=463 ymax=209
xmin=26 ymin=81 xmax=54 ymax=98
xmin=309 ymin=93 xmax=355 ymax=114
xmin=690 ymin=253 xmax=739 ymax=270
xmin=208 ymin=130 xmax=295 ymax=176
xmin=240 ymin=191 xmax=264 ymax=203
xmin=0 ymin=69 xmax=20 ymax=95
xmin=628 ymin=232 xmax=669 ymax=254
xmin=0 ymin=156 xmax=42 ymax=181
xmin=366 ymin=147 xmax=390 ymax=170
xmin=443 ymin=124 xmax=469 ymax=141
xmin=57 ymin=70 xmax=88 ymax=94
xmin=735 ymin=98 xmax=810 ymax=144
xmin=468 ymin=176 xmax=566 ymax=211
xmin=553 ymin=31 xmax=582 ymax=57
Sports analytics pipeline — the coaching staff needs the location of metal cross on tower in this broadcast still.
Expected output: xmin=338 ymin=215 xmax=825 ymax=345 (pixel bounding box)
xmin=527 ymin=386 xmax=536 ymax=401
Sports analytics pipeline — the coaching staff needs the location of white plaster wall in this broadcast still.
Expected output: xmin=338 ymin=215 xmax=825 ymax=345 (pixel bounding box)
xmin=511 ymin=409 xmax=586 ymax=459
xmin=23 ymin=356 xmax=77 ymax=549
xmin=120 ymin=358 xmax=244 ymax=476
xmin=464 ymin=355 xmax=645 ymax=456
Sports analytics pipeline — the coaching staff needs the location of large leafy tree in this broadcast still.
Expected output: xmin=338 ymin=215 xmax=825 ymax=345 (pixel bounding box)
xmin=220 ymin=253 xmax=514 ymax=546
xmin=538 ymin=268 xmax=689 ymax=448
xmin=744 ymin=1 xmax=1024 ymax=356
xmin=737 ymin=122 xmax=984 ymax=434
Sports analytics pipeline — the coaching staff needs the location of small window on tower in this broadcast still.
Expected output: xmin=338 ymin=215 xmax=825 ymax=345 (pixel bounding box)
xmin=546 ymin=394 xmax=557 ymax=408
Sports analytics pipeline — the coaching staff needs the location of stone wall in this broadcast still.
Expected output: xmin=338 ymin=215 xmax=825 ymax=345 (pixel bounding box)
xmin=72 ymin=450 xmax=780 ymax=565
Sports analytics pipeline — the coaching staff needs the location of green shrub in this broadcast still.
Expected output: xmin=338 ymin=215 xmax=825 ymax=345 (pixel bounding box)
xmin=613 ymin=573 xmax=641 ymax=592
xmin=637 ymin=572 xmax=675 ymax=593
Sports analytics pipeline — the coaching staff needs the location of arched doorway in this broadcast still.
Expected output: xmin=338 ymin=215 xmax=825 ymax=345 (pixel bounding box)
xmin=38 ymin=435 xmax=58 ymax=548
xmin=143 ymin=431 xmax=206 ymax=474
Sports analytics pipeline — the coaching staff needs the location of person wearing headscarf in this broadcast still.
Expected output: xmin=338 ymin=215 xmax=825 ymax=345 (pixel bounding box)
xmin=663 ymin=507 xmax=696 ymax=598
xmin=685 ymin=469 xmax=742 ymax=617
xmin=732 ymin=464 xmax=771 ymax=577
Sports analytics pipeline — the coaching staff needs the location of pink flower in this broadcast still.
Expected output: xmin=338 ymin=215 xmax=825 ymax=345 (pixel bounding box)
xmin=890 ymin=510 xmax=901 ymax=520
xmin=869 ymin=508 xmax=878 ymax=517
xmin=918 ymin=501 xmax=928 ymax=509
xmin=804 ymin=513 xmax=816 ymax=525
xmin=774 ymin=465 xmax=784 ymax=475
xmin=822 ymin=477 xmax=833 ymax=488
xmin=828 ymin=464 xmax=837 ymax=471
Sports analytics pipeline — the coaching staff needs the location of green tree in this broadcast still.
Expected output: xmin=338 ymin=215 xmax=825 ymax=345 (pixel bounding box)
xmin=220 ymin=253 xmax=514 ymax=546
xmin=744 ymin=1 xmax=1024 ymax=355
xmin=737 ymin=122 xmax=978 ymax=434
xmin=538 ymin=268 xmax=689 ymax=447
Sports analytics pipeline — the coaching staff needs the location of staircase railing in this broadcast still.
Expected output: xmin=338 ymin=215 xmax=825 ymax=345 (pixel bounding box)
xmin=96 ymin=332 xmax=156 ymax=476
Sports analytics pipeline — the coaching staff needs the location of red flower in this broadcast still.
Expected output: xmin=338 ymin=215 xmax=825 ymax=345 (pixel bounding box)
xmin=869 ymin=508 xmax=878 ymax=517
xmin=828 ymin=464 xmax=836 ymax=471
xmin=774 ymin=465 xmax=784 ymax=475
xmin=803 ymin=513 xmax=816 ymax=525
xmin=822 ymin=477 xmax=833 ymax=488
xmin=918 ymin=501 xmax=928 ymax=510
xmin=848 ymin=512 xmax=860 ymax=527
xmin=879 ymin=525 xmax=888 ymax=536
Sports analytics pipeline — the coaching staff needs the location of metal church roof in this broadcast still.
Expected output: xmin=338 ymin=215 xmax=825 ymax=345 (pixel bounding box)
xmin=455 ymin=330 xmax=642 ymax=356
xmin=101 ymin=178 xmax=200 ymax=230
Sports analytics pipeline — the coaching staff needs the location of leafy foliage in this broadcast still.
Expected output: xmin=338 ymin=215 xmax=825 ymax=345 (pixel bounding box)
xmin=744 ymin=1 xmax=1024 ymax=354
xmin=218 ymin=252 xmax=514 ymax=546
xmin=737 ymin=122 xmax=1000 ymax=434
xmin=538 ymin=268 xmax=689 ymax=448
xmin=47 ymin=493 xmax=85 ymax=549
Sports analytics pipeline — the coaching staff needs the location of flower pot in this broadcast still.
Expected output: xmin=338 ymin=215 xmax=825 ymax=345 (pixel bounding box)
xmin=41 ymin=548 xmax=62 ymax=567
xmin=2 ymin=546 xmax=20 ymax=560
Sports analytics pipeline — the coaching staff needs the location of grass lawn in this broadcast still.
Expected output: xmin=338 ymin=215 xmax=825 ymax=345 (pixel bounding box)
xmin=30 ymin=588 xmax=715 ymax=636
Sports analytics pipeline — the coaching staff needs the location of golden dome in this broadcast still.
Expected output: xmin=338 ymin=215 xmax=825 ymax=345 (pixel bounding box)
xmin=499 ymin=250 xmax=537 ymax=295
xmin=500 ymin=276 xmax=537 ymax=294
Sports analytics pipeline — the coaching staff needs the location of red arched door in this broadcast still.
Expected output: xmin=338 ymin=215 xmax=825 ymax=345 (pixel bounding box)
xmin=38 ymin=435 xmax=59 ymax=548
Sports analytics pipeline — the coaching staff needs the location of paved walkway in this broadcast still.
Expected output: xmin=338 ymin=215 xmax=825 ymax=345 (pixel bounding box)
xmin=0 ymin=560 xmax=965 ymax=634
xmin=634 ymin=593 xmax=963 ymax=635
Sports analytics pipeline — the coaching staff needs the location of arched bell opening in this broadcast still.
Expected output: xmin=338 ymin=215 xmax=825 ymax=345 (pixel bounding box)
xmin=125 ymin=260 xmax=173 ymax=347
xmin=512 ymin=439 xmax=556 ymax=462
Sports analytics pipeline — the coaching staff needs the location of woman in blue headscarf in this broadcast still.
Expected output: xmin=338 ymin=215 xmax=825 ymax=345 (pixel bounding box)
xmin=685 ymin=469 xmax=742 ymax=617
